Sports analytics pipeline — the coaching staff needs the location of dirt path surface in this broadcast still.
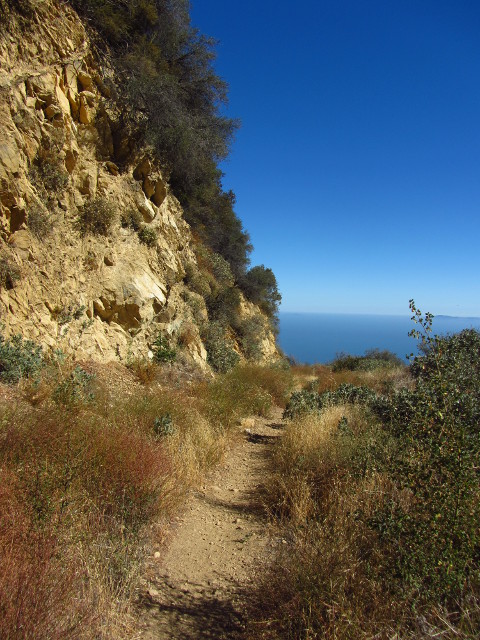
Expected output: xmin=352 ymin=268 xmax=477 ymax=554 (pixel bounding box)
xmin=138 ymin=407 xmax=284 ymax=639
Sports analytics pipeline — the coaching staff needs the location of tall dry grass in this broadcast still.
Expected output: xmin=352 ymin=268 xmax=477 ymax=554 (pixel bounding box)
xmin=249 ymin=389 xmax=480 ymax=639
xmin=292 ymin=362 xmax=411 ymax=394
xmin=0 ymin=360 xmax=293 ymax=639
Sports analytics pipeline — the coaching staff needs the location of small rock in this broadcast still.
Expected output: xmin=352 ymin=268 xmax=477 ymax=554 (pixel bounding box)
xmin=154 ymin=551 xmax=161 ymax=559
xmin=105 ymin=161 xmax=119 ymax=176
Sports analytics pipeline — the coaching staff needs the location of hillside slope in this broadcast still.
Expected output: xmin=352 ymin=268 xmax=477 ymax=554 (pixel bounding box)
xmin=0 ymin=0 xmax=278 ymax=368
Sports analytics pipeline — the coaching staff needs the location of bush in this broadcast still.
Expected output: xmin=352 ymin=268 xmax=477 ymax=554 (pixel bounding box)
xmin=120 ymin=208 xmax=143 ymax=231
xmin=284 ymin=383 xmax=378 ymax=420
xmin=332 ymin=348 xmax=404 ymax=372
xmin=206 ymin=285 xmax=241 ymax=327
xmin=210 ymin=252 xmax=234 ymax=286
xmin=78 ymin=197 xmax=116 ymax=235
xmin=369 ymin=305 xmax=480 ymax=602
xmin=137 ymin=225 xmax=157 ymax=246
xmin=152 ymin=333 xmax=176 ymax=364
xmin=238 ymin=315 xmax=265 ymax=361
xmin=0 ymin=332 xmax=43 ymax=383
xmin=185 ymin=263 xmax=212 ymax=298
xmin=153 ymin=413 xmax=175 ymax=438
xmin=29 ymin=136 xmax=68 ymax=205
xmin=203 ymin=322 xmax=240 ymax=373
xmin=28 ymin=204 xmax=52 ymax=239
xmin=53 ymin=366 xmax=96 ymax=406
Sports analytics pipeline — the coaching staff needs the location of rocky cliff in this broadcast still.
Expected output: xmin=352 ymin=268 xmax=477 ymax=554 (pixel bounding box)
xmin=0 ymin=1 xmax=278 ymax=368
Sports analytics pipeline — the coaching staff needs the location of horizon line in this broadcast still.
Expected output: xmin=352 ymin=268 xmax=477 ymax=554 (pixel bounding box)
xmin=279 ymin=310 xmax=480 ymax=320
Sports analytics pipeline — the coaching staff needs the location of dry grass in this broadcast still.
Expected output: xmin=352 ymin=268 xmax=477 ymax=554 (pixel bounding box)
xmin=248 ymin=406 xmax=404 ymax=638
xmin=249 ymin=380 xmax=480 ymax=639
xmin=0 ymin=360 xmax=293 ymax=639
xmin=292 ymin=362 xmax=411 ymax=394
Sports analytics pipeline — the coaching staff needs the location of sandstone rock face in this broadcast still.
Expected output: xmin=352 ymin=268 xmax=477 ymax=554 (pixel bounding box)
xmin=0 ymin=1 xmax=279 ymax=368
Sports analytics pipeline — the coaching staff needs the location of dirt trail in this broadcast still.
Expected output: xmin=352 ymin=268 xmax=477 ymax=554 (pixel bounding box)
xmin=138 ymin=407 xmax=284 ymax=639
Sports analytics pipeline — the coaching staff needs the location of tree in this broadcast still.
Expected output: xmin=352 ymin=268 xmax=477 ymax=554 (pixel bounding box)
xmin=242 ymin=266 xmax=281 ymax=320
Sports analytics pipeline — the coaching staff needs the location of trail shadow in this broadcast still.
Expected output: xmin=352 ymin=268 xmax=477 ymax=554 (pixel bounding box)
xmin=201 ymin=493 xmax=265 ymax=518
xmin=247 ymin=433 xmax=278 ymax=444
xmin=266 ymin=420 xmax=284 ymax=430
xmin=140 ymin=581 xmax=247 ymax=639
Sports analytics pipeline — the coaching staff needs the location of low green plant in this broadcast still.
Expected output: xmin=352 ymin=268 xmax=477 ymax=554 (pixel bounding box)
xmin=0 ymin=332 xmax=43 ymax=383
xmin=29 ymin=152 xmax=68 ymax=204
xmin=78 ymin=197 xmax=116 ymax=235
xmin=152 ymin=333 xmax=176 ymax=364
xmin=238 ymin=315 xmax=265 ymax=361
xmin=184 ymin=263 xmax=212 ymax=298
xmin=203 ymin=322 xmax=240 ymax=373
xmin=53 ymin=366 xmax=95 ymax=406
xmin=332 ymin=348 xmax=404 ymax=372
xmin=28 ymin=204 xmax=52 ymax=239
xmin=120 ymin=208 xmax=143 ymax=231
xmin=284 ymin=383 xmax=378 ymax=419
xmin=210 ymin=252 xmax=234 ymax=286
xmin=137 ymin=225 xmax=157 ymax=246
xmin=153 ymin=413 xmax=175 ymax=438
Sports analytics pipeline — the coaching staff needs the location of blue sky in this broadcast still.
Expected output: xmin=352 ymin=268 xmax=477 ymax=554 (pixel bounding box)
xmin=190 ymin=0 xmax=480 ymax=316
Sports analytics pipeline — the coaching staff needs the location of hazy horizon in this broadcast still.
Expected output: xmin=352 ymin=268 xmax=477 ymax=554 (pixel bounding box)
xmin=279 ymin=310 xmax=480 ymax=320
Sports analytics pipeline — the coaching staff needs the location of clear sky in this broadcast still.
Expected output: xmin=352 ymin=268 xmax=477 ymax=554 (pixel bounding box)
xmin=190 ymin=0 xmax=480 ymax=316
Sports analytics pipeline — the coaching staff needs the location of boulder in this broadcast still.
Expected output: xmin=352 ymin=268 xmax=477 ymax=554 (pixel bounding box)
xmin=136 ymin=193 xmax=157 ymax=222
xmin=143 ymin=176 xmax=155 ymax=199
xmin=133 ymin=157 xmax=151 ymax=181
xmin=153 ymin=178 xmax=167 ymax=207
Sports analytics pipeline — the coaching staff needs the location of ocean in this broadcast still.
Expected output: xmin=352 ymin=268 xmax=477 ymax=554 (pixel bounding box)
xmin=278 ymin=312 xmax=480 ymax=365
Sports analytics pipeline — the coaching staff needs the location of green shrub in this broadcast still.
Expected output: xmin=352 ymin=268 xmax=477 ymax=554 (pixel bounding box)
xmin=29 ymin=144 xmax=68 ymax=205
xmin=332 ymin=348 xmax=405 ymax=372
xmin=210 ymin=252 xmax=234 ymax=286
xmin=153 ymin=413 xmax=175 ymax=438
xmin=152 ymin=333 xmax=176 ymax=364
xmin=241 ymin=265 xmax=281 ymax=322
xmin=53 ymin=366 xmax=95 ymax=406
xmin=27 ymin=204 xmax=52 ymax=239
xmin=369 ymin=304 xmax=480 ymax=602
xmin=204 ymin=322 xmax=240 ymax=373
xmin=185 ymin=263 xmax=212 ymax=298
xmin=284 ymin=383 xmax=378 ymax=420
xmin=137 ymin=225 xmax=157 ymax=246
xmin=206 ymin=285 xmax=241 ymax=327
xmin=239 ymin=315 xmax=265 ymax=361
xmin=78 ymin=197 xmax=116 ymax=235
xmin=120 ymin=208 xmax=143 ymax=231
xmin=0 ymin=332 xmax=43 ymax=383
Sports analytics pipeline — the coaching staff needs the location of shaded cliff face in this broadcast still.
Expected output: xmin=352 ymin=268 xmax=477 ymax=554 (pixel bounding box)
xmin=0 ymin=0 xmax=278 ymax=367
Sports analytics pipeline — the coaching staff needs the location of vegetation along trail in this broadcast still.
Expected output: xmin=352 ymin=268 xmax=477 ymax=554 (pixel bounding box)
xmin=138 ymin=407 xmax=285 ymax=639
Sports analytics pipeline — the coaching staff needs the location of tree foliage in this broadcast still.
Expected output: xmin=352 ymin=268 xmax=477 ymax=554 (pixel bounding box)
xmin=242 ymin=265 xmax=282 ymax=320
xmin=70 ymin=0 xmax=255 ymax=280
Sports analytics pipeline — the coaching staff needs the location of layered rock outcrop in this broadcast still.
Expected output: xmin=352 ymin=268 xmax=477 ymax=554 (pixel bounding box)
xmin=0 ymin=1 xmax=278 ymax=367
